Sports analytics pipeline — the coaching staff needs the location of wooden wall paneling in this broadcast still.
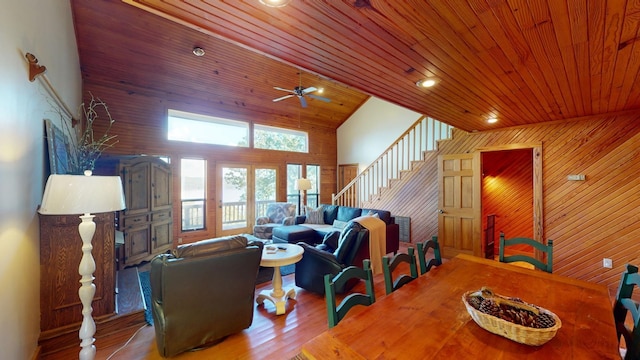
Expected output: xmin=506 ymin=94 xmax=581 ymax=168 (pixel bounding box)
xmin=85 ymin=82 xmax=338 ymax=245
xmin=481 ymin=149 xmax=534 ymax=253
xmin=368 ymin=113 xmax=640 ymax=293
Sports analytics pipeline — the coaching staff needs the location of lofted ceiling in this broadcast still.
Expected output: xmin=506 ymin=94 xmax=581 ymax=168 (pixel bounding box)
xmin=72 ymin=0 xmax=640 ymax=132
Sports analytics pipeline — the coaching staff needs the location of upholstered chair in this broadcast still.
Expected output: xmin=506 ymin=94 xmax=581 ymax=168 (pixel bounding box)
xmin=295 ymin=222 xmax=370 ymax=294
xmin=150 ymin=235 xmax=262 ymax=357
xmin=253 ymin=202 xmax=297 ymax=239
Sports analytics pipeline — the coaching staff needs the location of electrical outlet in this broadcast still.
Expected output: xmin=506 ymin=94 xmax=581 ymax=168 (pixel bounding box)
xmin=178 ymin=237 xmax=183 ymax=244
xmin=603 ymin=258 xmax=613 ymax=268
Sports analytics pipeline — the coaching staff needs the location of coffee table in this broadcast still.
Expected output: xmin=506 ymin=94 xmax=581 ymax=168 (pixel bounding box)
xmin=256 ymin=243 xmax=304 ymax=315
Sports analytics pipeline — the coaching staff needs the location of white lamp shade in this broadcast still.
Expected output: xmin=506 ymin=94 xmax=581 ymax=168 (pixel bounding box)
xmin=295 ymin=178 xmax=312 ymax=191
xmin=39 ymin=174 xmax=126 ymax=215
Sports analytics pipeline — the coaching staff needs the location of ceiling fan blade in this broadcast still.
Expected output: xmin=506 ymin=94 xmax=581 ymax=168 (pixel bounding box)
xmin=307 ymin=94 xmax=331 ymax=102
xmin=274 ymin=86 xmax=294 ymax=93
xmin=273 ymin=94 xmax=295 ymax=102
xmin=302 ymin=86 xmax=317 ymax=94
xmin=299 ymin=96 xmax=308 ymax=108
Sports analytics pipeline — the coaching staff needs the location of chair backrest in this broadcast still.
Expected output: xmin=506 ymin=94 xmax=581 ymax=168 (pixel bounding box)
xmin=614 ymin=264 xmax=640 ymax=360
xmin=324 ymin=259 xmax=375 ymax=328
xmin=382 ymin=247 xmax=418 ymax=294
xmin=264 ymin=202 xmax=296 ymax=223
xmin=498 ymin=232 xmax=553 ymax=273
xmin=416 ymin=236 xmax=442 ymax=275
xmin=150 ymin=235 xmax=262 ymax=357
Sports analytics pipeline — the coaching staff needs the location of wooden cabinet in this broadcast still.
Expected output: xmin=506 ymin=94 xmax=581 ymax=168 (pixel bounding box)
xmin=39 ymin=212 xmax=115 ymax=338
xmin=96 ymin=155 xmax=173 ymax=267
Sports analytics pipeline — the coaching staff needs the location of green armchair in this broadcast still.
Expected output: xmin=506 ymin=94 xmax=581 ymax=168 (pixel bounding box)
xmin=150 ymin=235 xmax=262 ymax=357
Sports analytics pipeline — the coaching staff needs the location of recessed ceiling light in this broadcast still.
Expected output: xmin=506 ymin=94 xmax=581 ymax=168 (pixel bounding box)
xmin=192 ymin=47 xmax=205 ymax=57
xmin=416 ymin=78 xmax=437 ymax=88
xmin=259 ymin=0 xmax=291 ymax=7
xmin=487 ymin=118 xmax=498 ymax=124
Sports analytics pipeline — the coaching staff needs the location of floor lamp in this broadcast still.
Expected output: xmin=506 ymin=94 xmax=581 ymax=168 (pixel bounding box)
xmin=39 ymin=170 xmax=126 ymax=360
xmin=295 ymin=178 xmax=312 ymax=214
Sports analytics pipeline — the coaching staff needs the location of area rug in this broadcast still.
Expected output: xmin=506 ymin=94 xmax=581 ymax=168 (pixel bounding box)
xmin=138 ymin=271 xmax=153 ymax=325
xmin=256 ymin=264 xmax=295 ymax=285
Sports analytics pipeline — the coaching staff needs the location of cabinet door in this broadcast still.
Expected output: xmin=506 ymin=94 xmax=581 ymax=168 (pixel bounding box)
xmin=39 ymin=213 xmax=115 ymax=332
xmin=122 ymin=160 xmax=150 ymax=215
xmin=152 ymin=218 xmax=173 ymax=254
xmin=151 ymin=161 xmax=172 ymax=212
xmin=124 ymin=225 xmax=151 ymax=266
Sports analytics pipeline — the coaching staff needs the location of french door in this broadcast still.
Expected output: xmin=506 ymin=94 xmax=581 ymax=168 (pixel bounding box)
xmin=215 ymin=163 xmax=277 ymax=236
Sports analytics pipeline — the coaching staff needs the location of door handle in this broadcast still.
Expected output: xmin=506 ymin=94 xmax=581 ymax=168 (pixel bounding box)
xmin=438 ymin=209 xmax=445 ymax=214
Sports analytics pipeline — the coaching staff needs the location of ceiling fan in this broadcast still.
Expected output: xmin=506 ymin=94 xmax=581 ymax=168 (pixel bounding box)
xmin=272 ymin=85 xmax=331 ymax=108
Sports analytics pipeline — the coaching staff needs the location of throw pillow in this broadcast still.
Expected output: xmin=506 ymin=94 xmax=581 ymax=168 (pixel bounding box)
xmin=305 ymin=205 xmax=325 ymax=224
xmin=332 ymin=219 xmax=348 ymax=230
xmin=365 ymin=210 xmax=379 ymax=218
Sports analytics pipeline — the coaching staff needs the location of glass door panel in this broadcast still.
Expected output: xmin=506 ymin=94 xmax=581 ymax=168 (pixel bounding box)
xmin=216 ymin=165 xmax=251 ymax=235
xmin=255 ymin=167 xmax=277 ymax=218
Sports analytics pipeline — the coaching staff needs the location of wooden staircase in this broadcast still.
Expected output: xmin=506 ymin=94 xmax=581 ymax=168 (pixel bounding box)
xmin=333 ymin=116 xmax=453 ymax=207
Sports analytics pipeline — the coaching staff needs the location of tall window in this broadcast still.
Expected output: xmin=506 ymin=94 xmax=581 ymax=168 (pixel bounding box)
xmin=306 ymin=164 xmax=320 ymax=207
xmin=168 ymin=109 xmax=249 ymax=147
xmin=181 ymin=158 xmax=206 ymax=231
xmin=287 ymin=164 xmax=302 ymax=212
xmin=255 ymin=167 xmax=277 ymax=217
xmin=254 ymin=124 xmax=308 ymax=153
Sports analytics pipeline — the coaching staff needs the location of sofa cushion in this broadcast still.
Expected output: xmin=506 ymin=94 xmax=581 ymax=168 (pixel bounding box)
xmin=337 ymin=206 xmax=362 ymax=222
xmin=305 ymin=205 xmax=325 ymax=224
xmin=322 ymin=204 xmax=339 ymax=225
xmin=361 ymin=208 xmax=392 ymax=225
xmin=173 ymin=235 xmax=247 ymax=258
xmin=332 ymin=219 xmax=349 ymax=230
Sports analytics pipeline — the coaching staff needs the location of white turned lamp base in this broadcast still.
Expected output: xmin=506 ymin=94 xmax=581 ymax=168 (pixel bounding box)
xmin=78 ymin=214 xmax=97 ymax=360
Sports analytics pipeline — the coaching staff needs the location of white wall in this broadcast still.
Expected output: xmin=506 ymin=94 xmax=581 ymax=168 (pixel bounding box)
xmin=337 ymin=97 xmax=422 ymax=172
xmin=0 ymin=1 xmax=81 ymax=358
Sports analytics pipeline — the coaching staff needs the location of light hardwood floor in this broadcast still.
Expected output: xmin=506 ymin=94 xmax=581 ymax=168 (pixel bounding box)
xmin=42 ymin=243 xmax=587 ymax=360
xmin=41 ymin=242 xmax=414 ymax=360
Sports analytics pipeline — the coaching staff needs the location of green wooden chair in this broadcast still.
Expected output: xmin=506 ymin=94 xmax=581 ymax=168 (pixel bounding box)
xmin=324 ymin=259 xmax=375 ymax=328
xmin=614 ymin=264 xmax=640 ymax=360
xmin=382 ymin=247 xmax=418 ymax=294
xmin=416 ymin=236 xmax=442 ymax=275
xmin=498 ymin=232 xmax=553 ymax=273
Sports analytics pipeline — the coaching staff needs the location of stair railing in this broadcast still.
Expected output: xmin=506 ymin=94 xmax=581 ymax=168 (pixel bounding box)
xmin=332 ymin=116 xmax=452 ymax=207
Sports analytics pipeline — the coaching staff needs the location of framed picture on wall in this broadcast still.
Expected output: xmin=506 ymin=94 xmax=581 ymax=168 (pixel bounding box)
xmin=45 ymin=119 xmax=71 ymax=174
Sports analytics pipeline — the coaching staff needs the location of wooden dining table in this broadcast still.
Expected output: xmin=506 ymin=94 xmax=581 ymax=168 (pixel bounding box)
xmin=300 ymin=254 xmax=620 ymax=359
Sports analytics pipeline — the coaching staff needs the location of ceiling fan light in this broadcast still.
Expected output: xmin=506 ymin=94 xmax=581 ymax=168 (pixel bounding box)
xmin=259 ymin=0 xmax=291 ymax=7
xmin=416 ymin=78 xmax=437 ymax=88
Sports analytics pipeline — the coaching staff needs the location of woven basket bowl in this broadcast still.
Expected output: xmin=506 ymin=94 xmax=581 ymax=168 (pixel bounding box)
xmin=462 ymin=290 xmax=562 ymax=346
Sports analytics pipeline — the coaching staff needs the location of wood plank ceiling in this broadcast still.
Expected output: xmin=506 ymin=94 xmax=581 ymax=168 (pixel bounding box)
xmin=73 ymin=0 xmax=640 ymax=132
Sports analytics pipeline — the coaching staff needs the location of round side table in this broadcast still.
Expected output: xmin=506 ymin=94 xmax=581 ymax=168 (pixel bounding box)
xmin=256 ymin=243 xmax=304 ymax=315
